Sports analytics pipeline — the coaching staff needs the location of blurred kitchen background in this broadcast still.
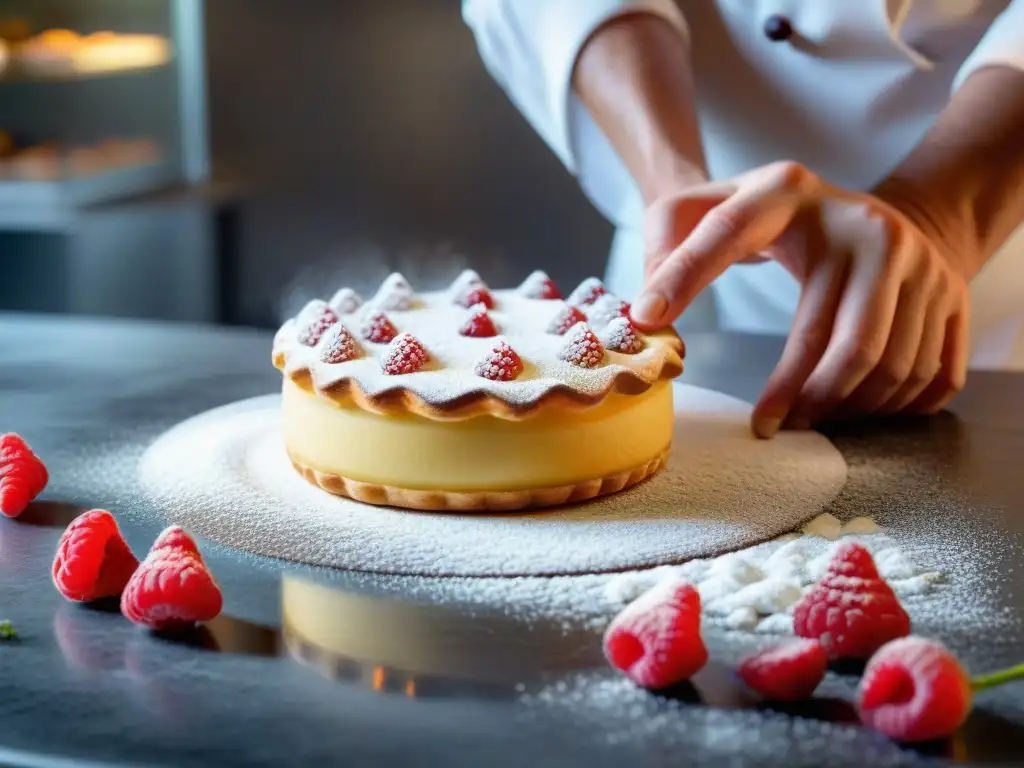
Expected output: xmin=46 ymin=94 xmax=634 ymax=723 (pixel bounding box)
xmin=0 ymin=0 xmax=611 ymax=329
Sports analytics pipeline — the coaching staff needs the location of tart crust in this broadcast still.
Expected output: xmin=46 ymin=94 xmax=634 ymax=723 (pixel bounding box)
xmin=288 ymin=446 xmax=669 ymax=512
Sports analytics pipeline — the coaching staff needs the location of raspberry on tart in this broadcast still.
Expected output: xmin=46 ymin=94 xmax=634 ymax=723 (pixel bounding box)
xmin=567 ymin=277 xmax=607 ymax=307
xmin=371 ymin=272 xmax=415 ymax=311
xmin=359 ymin=309 xmax=398 ymax=344
xmin=319 ymin=324 xmax=360 ymax=364
xmin=518 ymin=270 xmax=562 ymax=300
xmin=459 ymin=303 xmax=498 ymax=337
xmin=328 ymin=287 xmax=363 ymax=315
xmin=559 ymin=323 xmax=605 ymax=368
xmin=271 ymin=273 xmax=685 ymax=512
xmin=449 ymin=271 xmax=496 ymax=309
xmin=296 ymin=300 xmax=339 ymax=347
xmin=381 ymin=332 xmax=429 ymax=375
xmin=601 ymin=317 xmax=645 ymax=354
xmin=474 ymin=341 xmax=524 ymax=381
xmin=546 ymin=304 xmax=587 ymax=335
xmin=587 ymin=293 xmax=631 ymax=329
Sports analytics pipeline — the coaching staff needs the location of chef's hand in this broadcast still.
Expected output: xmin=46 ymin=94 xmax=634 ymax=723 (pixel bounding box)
xmin=632 ymin=161 xmax=972 ymax=438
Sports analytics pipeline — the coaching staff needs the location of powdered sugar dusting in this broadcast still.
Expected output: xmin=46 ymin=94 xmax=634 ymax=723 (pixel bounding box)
xmin=602 ymin=514 xmax=945 ymax=634
xmin=274 ymin=286 xmax=682 ymax=410
xmin=137 ymin=384 xmax=847 ymax=577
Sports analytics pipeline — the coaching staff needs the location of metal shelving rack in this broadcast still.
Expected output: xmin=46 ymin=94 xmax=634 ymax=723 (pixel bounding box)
xmin=0 ymin=0 xmax=209 ymax=232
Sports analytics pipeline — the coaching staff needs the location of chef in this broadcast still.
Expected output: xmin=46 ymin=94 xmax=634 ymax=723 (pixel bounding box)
xmin=463 ymin=0 xmax=1024 ymax=437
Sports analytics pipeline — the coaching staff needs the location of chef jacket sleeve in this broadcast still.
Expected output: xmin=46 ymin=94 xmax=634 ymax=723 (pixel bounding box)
xmin=953 ymin=0 xmax=1024 ymax=92
xmin=462 ymin=0 xmax=690 ymax=225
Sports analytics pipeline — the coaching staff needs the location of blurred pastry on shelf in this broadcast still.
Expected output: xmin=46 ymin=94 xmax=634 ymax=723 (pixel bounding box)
xmin=6 ymin=144 xmax=62 ymax=181
xmin=0 ymin=137 xmax=163 ymax=181
xmin=0 ymin=18 xmax=32 ymax=43
xmin=13 ymin=29 xmax=169 ymax=76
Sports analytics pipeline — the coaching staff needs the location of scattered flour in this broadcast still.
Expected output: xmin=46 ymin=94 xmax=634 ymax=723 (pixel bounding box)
xmin=602 ymin=514 xmax=944 ymax=634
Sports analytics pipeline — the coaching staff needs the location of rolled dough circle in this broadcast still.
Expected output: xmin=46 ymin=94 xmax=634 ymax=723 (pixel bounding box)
xmin=137 ymin=384 xmax=848 ymax=577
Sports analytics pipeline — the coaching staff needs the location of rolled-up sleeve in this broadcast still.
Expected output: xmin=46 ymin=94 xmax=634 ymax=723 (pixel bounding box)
xmin=953 ymin=0 xmax=1024 ymax=92
xmin=463 ymin=0 xmax=688 ymax=225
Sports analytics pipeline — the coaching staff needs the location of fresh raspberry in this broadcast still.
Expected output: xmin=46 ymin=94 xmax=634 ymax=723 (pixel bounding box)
xmin=381 ymin=332 xmax=429 ymax=375
xmin=359 ymin=310 xmax=398 ymax=344
xmin=793 ymin=542 xmax=911 ymax=660
xmin=328 ymin=287 xmax=363 ymax=315
xmin=559 ymin=323 xmax=605 ymax=368
xmin=738 ymin=639 xmax=828 ymax=701
xmin=150 ymin=526 xmax=201 ymax=556
xmin=857 ymin=636 xmax=972 ymax=742
xmin=295 ymin=300 xmax=339 ymax=347
xmin=518 ymin=269 xmax=562 ymax=300
xmin=0 ymin=433 xmax=48 ymax=518
xmin=546 ymin=304 xmax=587 ymax=335
xmin=567 ymin=277 xmax=607 ymax=307
xmin=474 ymin=341 xmax=524 ymax=381
xmin=371 ymin=272 xmax=415 ymax=311
xmin=587 ymin=294 xmax=631 ymax=329
xmin=603 ymin=579 xmax=708 ymax=689
xmin=319 ymin=323 xmax=360 ymax=363
xmin=121 ymin=526 xmax=222 ymax=632
xmin=600 ymin=316 xmax=645 ymax=354
xmin=52 ymin=509 xmax=139 ymax=602
xmin=459 ymin=303 xmax=498 ymax=337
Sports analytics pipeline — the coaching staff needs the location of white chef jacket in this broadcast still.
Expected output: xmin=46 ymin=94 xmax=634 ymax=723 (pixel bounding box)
xmin=463 ymin=0 xmax=1024 ymax=370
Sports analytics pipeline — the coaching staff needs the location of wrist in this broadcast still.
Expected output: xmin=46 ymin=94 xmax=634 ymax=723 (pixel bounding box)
xmin=872 ymin=175 xmax=981 ymax=279
xmin=639 ymin=151 xmax=708 ymax=204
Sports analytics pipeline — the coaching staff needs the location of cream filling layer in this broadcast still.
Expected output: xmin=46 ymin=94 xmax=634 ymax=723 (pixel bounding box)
xmin=281 ymin=378 xmax=673 ymax=492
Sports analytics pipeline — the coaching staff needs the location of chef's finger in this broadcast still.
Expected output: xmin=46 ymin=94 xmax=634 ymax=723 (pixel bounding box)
xmin=633 ymin=162 xmax=814 ymax=329
xmin=752 ymin=260 xmax=846 ymax=438
xmin=878 ymin=297 xmax=949 ymax=413
xmin=906 ymin=307 xmax=969 ymax=414
xmin=786 ymin=246 xmax=902 ymax=425
xmin=836 ymin=280 xmax=932 ymax=414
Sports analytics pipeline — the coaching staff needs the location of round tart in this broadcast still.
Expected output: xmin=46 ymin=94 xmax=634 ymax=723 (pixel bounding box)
xmin=272 ymin=270 xmax=684 ymax=512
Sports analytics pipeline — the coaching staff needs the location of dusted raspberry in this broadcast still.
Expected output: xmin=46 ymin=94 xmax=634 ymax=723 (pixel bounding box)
xmin=371 ymin=272 xmax=415 ymax=311
xmin=603 ymin=579 xmax=707 ymax=689
xmin=858 ymin=637 xmax=972 ymax=743
xmin=738 ymin=639 xmax=828 ymax=701
xmin=567 ymin=277 xmax=607 ymax=307
xmin=600 ymin=316 xmax=645 ymax=354
xmin=319 ymin=323 xmax=360 ymax=363
xmin=459 ymin=303 xmax=498 ymax=338
xmin=296 ymin=300 xmax=339 ymax=346
xmin=587 ymin=293 xmax=631 ymax=329
xmin=794 ymin=542 xmax=911 ymax=660
xmin=0 ymin=433 xmax=48 ymax=518
xmin=52 ymin=509 xmax=139 ymax=602
xmin=359 ymin=310 xmax=398 ymax=344
xmin=518 ymin=269 xmax=562 ymax=300
xmin=381 ymin=332 xmax=429 ymax=375
xmin=328 ymin=287 xmax=363 ymax=315
xmin=474 ymin=341 xmax=524 ymax=381
xmin=121 ymin=526 xmax=223 ymax=632
xmin=454 ymin=285 xmax=496 ymax=310
xmin=559 ymin=323 xmax=605 ymax=368
xmin=450 ymin=269 xmax=495 ymax=309
xmin=546 ymin=304 xmax=587 ymax=335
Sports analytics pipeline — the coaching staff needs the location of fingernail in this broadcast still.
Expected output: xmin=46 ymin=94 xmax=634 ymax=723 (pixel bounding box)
xmin=754 ymin=417 xmax=781 ymax=439
xmin=632 ymin=293 xmax=668 ymax=325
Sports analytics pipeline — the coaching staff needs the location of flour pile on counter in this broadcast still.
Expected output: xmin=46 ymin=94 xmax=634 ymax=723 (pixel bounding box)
xmin=603 ymin=514 xmax=943 ymax=633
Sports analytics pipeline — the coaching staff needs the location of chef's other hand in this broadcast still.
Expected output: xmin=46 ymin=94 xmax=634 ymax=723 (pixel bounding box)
xmin=633 ymin=161 xmax=972 ymax=438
